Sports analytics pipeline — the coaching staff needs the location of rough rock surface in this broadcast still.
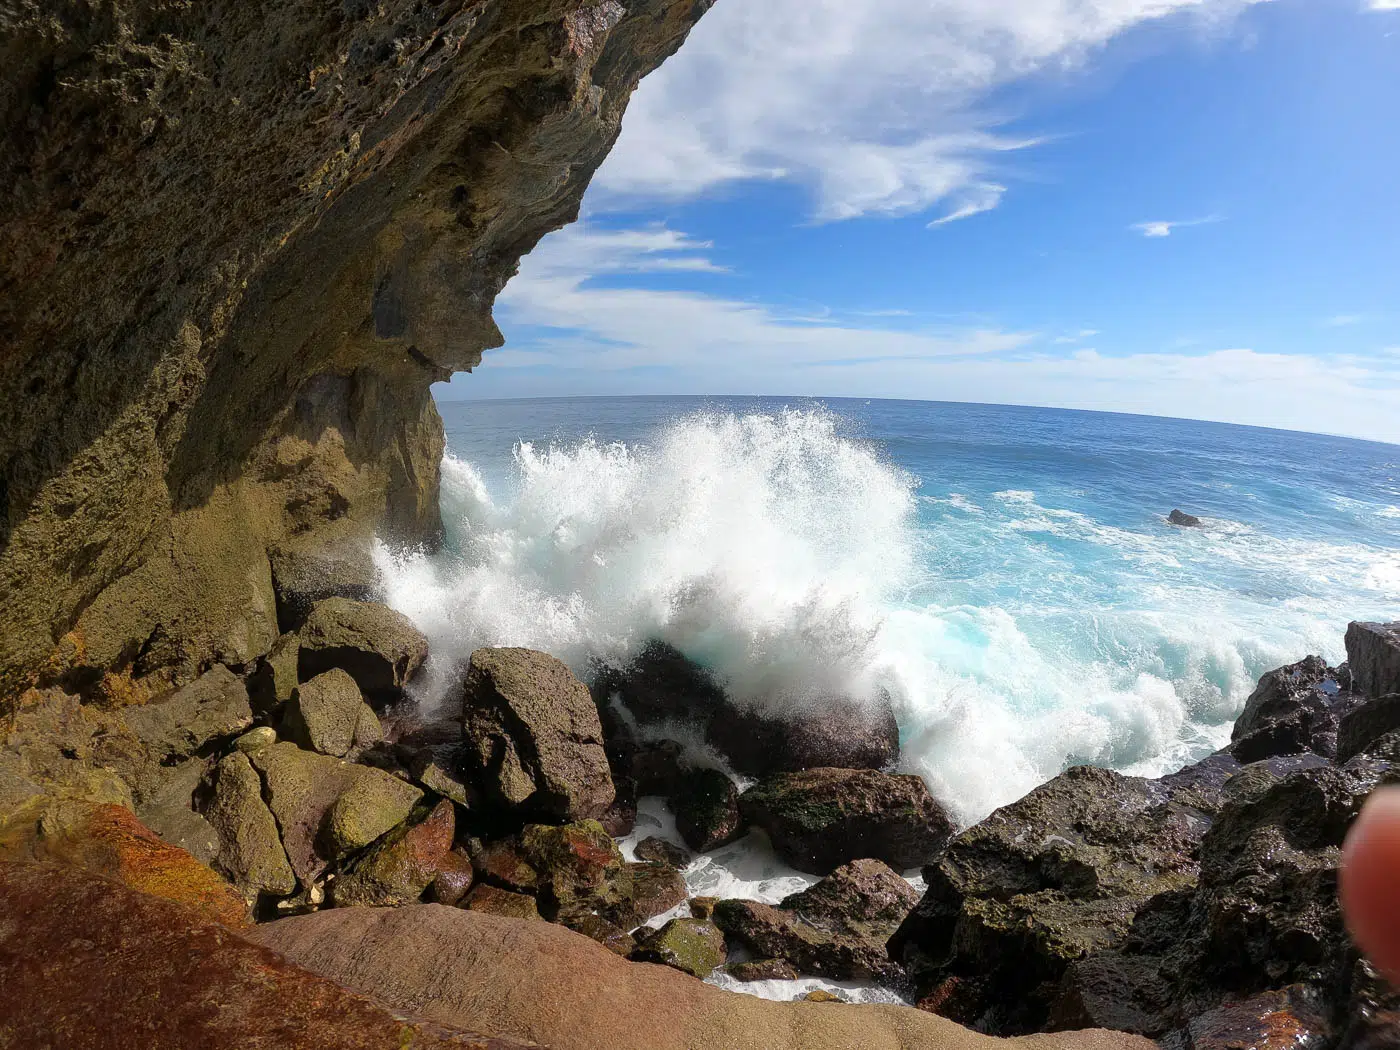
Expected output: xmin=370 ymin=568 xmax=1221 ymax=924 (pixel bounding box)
xmin=462 ymin=648 xmax=614 ymax=822
xmin=707 ymin=693 xmax=902 ymax=776
xmin=631 ymin=917 xmax=727 ymax=979
xmin=204 ymin=751 xmax=297 ymax=901
xmin=298 ymin=598 xmax=429 ymax=702
xmin=0 ymin=861 xmax=529 ymax=1049
xmin=740 ymin=768 xmax=956 ymax=875
xmin=715 ymin=859 xmax=920 ymax=982
xmin=284 ymin=667 xmax=379 ymax=757
xmin=270 ymin=540 xmax=383 ymax=633
xmin=1346 ymin=621 xmax=1400 ymax=699
xmin=464 ymin=884 xmax=542 ymax=921
xmin=252 ymin=902 xmax=1155 ymax=1050
xmin=635 ymin=836 xmax=692 ymax=869
xmin=1166 ymin=510 xmax=1201 ymax=527
xmin=670 ymin=767 xmax=744 ymax=852
xmin=1 ymin=0 xmax=715 ymax=696
xmin=332 ymin=798 xmax=456 ymax=908
xmin=1229 ymin=656 xmax=1360 ymax=763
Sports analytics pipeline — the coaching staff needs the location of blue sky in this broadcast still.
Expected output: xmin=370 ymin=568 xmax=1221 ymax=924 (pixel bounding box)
xmin=438 ymin=0 xmax=1400 ymax=443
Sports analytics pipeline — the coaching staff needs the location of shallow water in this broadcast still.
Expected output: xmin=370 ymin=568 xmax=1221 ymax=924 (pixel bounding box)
xmin=380 ymin=396 xmax=1400 ymax=824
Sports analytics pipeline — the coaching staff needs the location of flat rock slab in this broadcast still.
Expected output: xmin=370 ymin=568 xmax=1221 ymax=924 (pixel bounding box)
xmin=0 ymin=861 xmax=529 ymax=1049
xmin=251 ymin=903 xmax=1154 ymax=1050
xmin=1346 ymin=621 xmax=1400 ymax=699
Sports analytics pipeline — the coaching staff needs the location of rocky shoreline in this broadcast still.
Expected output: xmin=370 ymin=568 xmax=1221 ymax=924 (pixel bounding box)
xmin=3 ymin=590 xmax=1397 ymax=1048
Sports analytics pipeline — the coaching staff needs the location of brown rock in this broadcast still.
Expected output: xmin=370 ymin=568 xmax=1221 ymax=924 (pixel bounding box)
xmin=630 ymin=917 xmax=728 ymax=979
xmin=469 ymin=837 xmax=542 ymax=895
xmin=1346 ymin=621 xmax=1400 ymax=699
xmin=464 ymin=885 xmax=542 ymax=922
xmin=462 ymin=648 xmax=614 ymax=822
xmin=284 ymin=668 xmax=375 ymax=758
xmin=332 ymin=799 xmax=456 ymax=908
xmin=635 ymin=836 xmax=692 ymax=869
xmin=430 ymin=849 xmax=476 ymax=907
xmin=612 ymin=861 xmax=689 ymax=929
xmin=252 ymin=903 xmax=1155 ymax=1050
xmin=690 ymin=896 xmax=719 ymax=920
xmin=564 ymin=913 xmax=637 ymax=957
xmin=707 ymin=694 xmax=901 ymax=777
xmin=0 ymin=860 xmax=529 ymax=1048
xmin=670 ymin=767 xmax=745 ymax=852
xmin=725 ymin=958 xmax=801 ymax=982
xmin=298 ymin=598 xmax=429 ymax=703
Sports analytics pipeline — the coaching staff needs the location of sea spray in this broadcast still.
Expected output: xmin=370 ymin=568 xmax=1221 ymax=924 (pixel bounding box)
xmin=379 ymin=402 xmax=1400 ymax=824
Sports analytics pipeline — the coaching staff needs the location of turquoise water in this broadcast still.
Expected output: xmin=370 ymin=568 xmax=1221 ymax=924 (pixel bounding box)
xmin=379 ymin=396 xmax=1400 ymax=822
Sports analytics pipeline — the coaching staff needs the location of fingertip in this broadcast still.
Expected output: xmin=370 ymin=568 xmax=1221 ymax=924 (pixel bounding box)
xmin=1342 ymin=786 xmax=1400 ymax=984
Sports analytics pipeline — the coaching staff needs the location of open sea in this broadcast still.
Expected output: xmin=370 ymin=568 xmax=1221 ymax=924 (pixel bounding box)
xmin=377 ymin=395 xmax=1399 ymax=997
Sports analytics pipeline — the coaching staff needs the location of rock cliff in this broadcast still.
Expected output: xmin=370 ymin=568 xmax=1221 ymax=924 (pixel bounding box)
xmin=0 ymin=0 xmax=712 ymax=696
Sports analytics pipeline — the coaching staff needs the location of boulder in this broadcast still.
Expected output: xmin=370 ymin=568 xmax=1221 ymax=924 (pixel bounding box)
xmin=1337 ymin=695 xmax=1400 ymax=763
xmin=1346 ymin=621 xmax=1400 ymax=699
xmin=462 ymin=647 xmax=614 ymax=822
xmin=298 ymin=597 xmax=429 ymax=702
xmin=636 ymin=836 xmax=692 ymax=869
xmin=597 ymin=641 xmax=729 ymax=725
xmin=626 ymin=738 xmax=689 ymax=797
xmin=518 ymin=820 xmax=624 ymax=920
xmin=565 ymin=913 xmax=638 ymax=957
xmin=248 ymin=742 xmax=421 ymax=883
xmin=740 ymin=768 xmax=955 ymax=875
xmin=251 ymin=903 xmax=1156 ymax=1050
xmin=631 ymin=917 xmax=727 ymax=979
xmin=269 ymin=541 xmax=381 ymax=633
xmin=234 ymin=726 xmax=278 ymax=753
xmin=714 ymin=859 xmax=919 ymax=981
xmin=1229 ymin=656 xmax=1359 ymax=762
xmin=332 ymin=799 xmax=456 ymax=908
xmin=614 ymin=861 xmax=689 ymax=929
xmin=0 ymin=862 xmax=528 ymax=1049
xmin=670 ymin=767 xmax=744 ymax=852
xmin=284 ymin=668 xmax=379 ymax=758
xmin=1163 ymin=986 xmax=1330 ymax=1050
xmin=204 ymin=752 xmax=296 ymax=901
xmin=429 ymin=849 xmax=476 ymax=907
xmin=408 ymin=746 xmax=473 ymax=807
xmin=464 ymin=884 xmax=543 ymax=921
xmin=725 ymin=958 xmax=800 ymax=982
xmin=706 ymin=693 xmax=901 ymax=776
xmin=1166 ymin=510 xmax=1201 ymax=527
xmin=469 ymin=836 xmax=542 ymax=895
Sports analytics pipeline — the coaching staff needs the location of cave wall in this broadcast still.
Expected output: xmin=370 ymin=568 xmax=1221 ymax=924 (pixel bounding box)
xmin=0 ymin=0 xmax=713 ymax=696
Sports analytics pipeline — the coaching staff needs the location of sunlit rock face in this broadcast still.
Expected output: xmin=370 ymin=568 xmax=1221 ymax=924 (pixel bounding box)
xmin=0 ymin=0 xmax=713 ymax=695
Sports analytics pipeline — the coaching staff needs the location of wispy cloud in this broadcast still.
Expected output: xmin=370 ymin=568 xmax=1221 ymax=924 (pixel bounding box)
xmin=1052 ymin=329 xmax=1101 ymax=344
xmin=1325 ymin=313 xmax=1366 ymax=327
xmin=595 ymin=0 xmax=1268 ymax=225
xmin=1131 ymin=216 xmax=1224 ymax=238
xmin=1368 ymin=0 xmax=1400 ymax=11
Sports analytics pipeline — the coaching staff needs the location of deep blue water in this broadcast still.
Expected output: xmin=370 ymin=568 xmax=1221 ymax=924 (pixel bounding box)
xmin=382 ymin=396 xmax=1400 ymax=821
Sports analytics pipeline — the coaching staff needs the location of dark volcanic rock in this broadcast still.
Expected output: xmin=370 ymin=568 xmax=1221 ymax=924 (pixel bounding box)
xmin=1230 ymin=657 xmax=1359 ymax=762
xmin=565 ymin=913 xmax=638 ymax=957
xmin=1337 ymin=695 xmax=1400 ymax=763
xmin=1163 ymin=986 xmax=1331 ymax=1050
xmin=463 ymin=884 xmax=543 ymax=921
xmin=706 ymin=693 xmax=901 ymax=776
xmin=1166 ymin=510 xmax=1202 ymax=527
xmin=298 ymin=598 xmax=429 ymax=703
xmin=636 ymin=836 xmax=693 ymax=869
xmin=1346 ymin=621 xmax=1400 ymax=699
xmin=714 ymin=859 xmax=920 ymax=981
xmin=614 ymin=861 xmax=690 ymax=929
xmin=331 ymin=799 xmax=456 ymax=908
xmin=462 ymin=648 xmax=615 ymax=823
xmin=631 ymin=917 xmax=728 ymax=979
xmin=598 ymin=641 xmax=730 ymax=725
xmin=740 ymin=768 xmax=955 ymax=875
xmin=671 ymin=767 xmax=745 ymax=852
xmin=0 ymin=861 xmax=530 ymax=1049
xmin=517 ymin=820 xmax=623 ymax=920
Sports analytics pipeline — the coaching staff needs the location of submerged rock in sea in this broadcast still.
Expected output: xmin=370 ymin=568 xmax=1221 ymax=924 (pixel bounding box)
xmin=739 ymin=768 xmax=955 ymax=875
xmin=1166 ymin=509 xmax=1202 ymax=527
xmin=462 ymin=647 xmax=615 ymax=823
xmin=298 ymin=598 xmax=429 ymax=704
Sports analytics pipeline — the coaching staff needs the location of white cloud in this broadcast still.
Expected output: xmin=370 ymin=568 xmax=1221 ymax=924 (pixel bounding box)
xmin=1368 ymin=0 xmax=1400 ymax=11
xmin=594 ymin=0 xmax=1267 ymax=224
xmin=1131 ymin=215 xmax=1223 ymax=237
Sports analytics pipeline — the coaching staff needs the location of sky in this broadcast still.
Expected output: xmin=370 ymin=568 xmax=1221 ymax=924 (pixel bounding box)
xmin=437 ymin=0 xmax=1400 ymax=444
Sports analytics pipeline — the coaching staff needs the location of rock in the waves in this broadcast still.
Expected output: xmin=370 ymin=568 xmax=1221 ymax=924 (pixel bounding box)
xmin=596 ymin=641 xmax=730 ymax=725
xmin=331 ymin=799 xmax=456 ymax=908
xmin=714 ymin=858 xmax=920 ymax=981
xmin=204 ymin=751 xmax=296 ymax=901
xmin=283 ymin=668 xmax=382 ymax=758
xmin=706 ymin=693 xmax=901 ymax=776
xmin=670 ymin=767 xmax=744 ymax=852
xmin=1229 ymin=656 xmax=1361 ymax=762
xmin=636 ymin=836 xmax=692 ymax=869
xmin=248 ymin=741 xmax=421 ymax=883
xmin=0 ymin=861 xmax=529 ymax=1049
xmin=462 ymin=647 xmax=615 ymax=822
xmin=1166 ymin=509 xmax=1202 ymax=527
xmin=565 ymin=913 xmax=638 ymax=957
xmin=891 ymin=764 xmax=1210 ymax=1032
xmin=250 ymin=903 xmax=1156 ymax=1050
xmin=725 ymin=958 xmax=801 ymax=982
xmin=297 ymin=597 xmax=429 ymax=703
xmin=1346 ymin=621 xmax=1400 ymax=699
xmin=268 ymin=540 xmax=381 ymax=633
xmin=740 ymin=768 xmax=955 ymax=875
xmin=631 ymin=917 xmax=728 ymax=979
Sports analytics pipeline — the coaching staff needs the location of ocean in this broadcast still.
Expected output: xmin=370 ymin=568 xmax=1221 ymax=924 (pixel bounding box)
xmin=376 ymin=395 xmax=1398 ymax=996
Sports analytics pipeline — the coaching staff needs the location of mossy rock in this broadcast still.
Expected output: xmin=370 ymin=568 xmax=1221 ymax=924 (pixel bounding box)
xmin=630 ymin=917 xmax=726 ymax=979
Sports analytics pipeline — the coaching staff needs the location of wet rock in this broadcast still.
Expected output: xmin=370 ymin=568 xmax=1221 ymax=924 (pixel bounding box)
xmin=613 ymin=861 xmax=689 ymax=929
xmin=707 ymin=693 xmax=901 ymax=776
xmin=599 ymin=641 xmax=729 ymax=725
xmin=204 ymin=752 xmax=296 ymax=901
xmin=1346 ymin=621 xmax=1400 ymax=699
xmin=332 ymin=799 xmax=455 ymax=908
xmin=1337 ymin=695 xmax=1400 ymax=763
xmin=429 ymin=849 xmax=476 ymax=907
xmin=1167 ymin=510 xmax=1202 ymax=527
xmin=407 ymin=745 xmax=472 ymax=807
xmin=283 ymin=668 xmax=378 ymax=758
xmin=690 ymin=896 xmax=719 ymax=920
xmin=1163 ymin=985 xmax=1330 ymax=1050
xmin=1047 ymin=952 xmax=1175 ymax=1035
xmin=1230 ymin=657 xmax=1358 ymax=762
xmin=891 ymin=765 xmax=1211 ymax=1031
xmin=298 ymin=598 xmax=429 ymax=703
xmin=269 ymin=541 xmax=381 ymax=633
xmin=464 ymin=884 xmax=542 ymax=921
xmin=804 ymin=990 xmax=846 ymax=1003
xmin=469 ymin=837 xmax=541 ymax=895
xmin=627 ymin=738 xmax=689 ymax=797
xmin=714 ymin=859 xmax=919 ymax=981
xmin=636 ymin=836 xmax=692 ymax=869
xmin=462 ymin=647 xmax=615 ymax=822
xmin=631 ymin=917 xmax=727 ymax=979
xmin=740 ymin=768 xmax=955 ymax=875
xmin=518 ymin=820 xmax=623 ymax=918
xmin=725 ymin=958 xmax=800 ymax=982
xmin=671 ymin=767 xmax=744 ymax=852
xmin=565 ymin=913 xmax=637 ymax=957
xmin=248 ymin=742 xmax=421 ymax=883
